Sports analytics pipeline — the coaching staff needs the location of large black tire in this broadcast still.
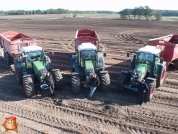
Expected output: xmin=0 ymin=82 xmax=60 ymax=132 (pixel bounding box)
xmin=51 ymin=69 xmax=63 ymax=90
xmin=98 ymin=73 xmax=110 ymax=92
xmin=23 ymin=75 xmax=35 ymax=98
xmin=145 ymin=80 xmax=156 ymax=102
xmin=5 ymin=52 xmax=12 ymax=65
xmin=156 ymin=65 xmax=166 ymax=87
xmin=15 ymin=67 xmax=23 ymax=84
xmin=116 ymin=73 xmax=128 ymax=92
xmin=71 ymin=75 xmax=81 ymax=94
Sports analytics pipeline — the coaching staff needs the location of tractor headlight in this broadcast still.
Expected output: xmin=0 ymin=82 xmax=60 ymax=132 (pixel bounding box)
xmin=40 ymin=76 xmax=43 ymax=80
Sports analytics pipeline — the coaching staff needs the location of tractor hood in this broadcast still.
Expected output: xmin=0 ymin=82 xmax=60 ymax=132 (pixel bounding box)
xmin=85 ymin=60 xmax=94 ymax=83
xmin=32 ymin=61 xmax=47 ymax=82
xmin=134 ymin=64 xmax=147 ymax=81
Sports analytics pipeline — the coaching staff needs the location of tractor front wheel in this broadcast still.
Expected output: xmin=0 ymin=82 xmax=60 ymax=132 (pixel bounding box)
xmin=51 ymin=69 xmax=63 ymax=90
xmin=145 ymin=81 xmax=156 ymax=102
xmin=98 ymin=73 xmax=110 ymax=92
xmin=71 ymin=74 xmax=81 ymax=94
xmin=116 ymin=73 xmax=127 ymax=92
xmin=23 ymin=75 xmax=35 ymax=98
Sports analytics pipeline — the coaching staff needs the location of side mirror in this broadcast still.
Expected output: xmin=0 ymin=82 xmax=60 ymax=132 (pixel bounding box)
xmin=127 ymin=53 xmax=130 ymax=57
xmin=103 ymin=53 xmax=106 ymax=57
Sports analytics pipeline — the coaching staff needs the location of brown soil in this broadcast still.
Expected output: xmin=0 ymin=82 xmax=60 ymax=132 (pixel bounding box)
xmin=0 ymin=18 xmax=177 ymax=134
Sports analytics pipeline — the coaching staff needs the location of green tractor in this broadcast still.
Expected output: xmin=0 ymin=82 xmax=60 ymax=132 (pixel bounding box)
xmin=14 ymin=46 xmax=63 ymax=97
xmin=70 ymin=43 xmax=110 ymax=93
xmin=117 ymin=45 xmax=167 ymax=101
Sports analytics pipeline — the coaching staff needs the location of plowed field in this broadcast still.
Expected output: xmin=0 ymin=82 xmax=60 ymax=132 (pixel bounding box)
xmin=0 ymin=18 xmax=177 ymax=134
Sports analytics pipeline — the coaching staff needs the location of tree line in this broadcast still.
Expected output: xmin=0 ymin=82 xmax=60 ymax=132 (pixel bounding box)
xmin=119 ymin=6 xmax=162 ymax=20
xmin=0 ymin=7 xmax=177 ymax=20
xmin=0 ymin=9 xmax=116 ymax=15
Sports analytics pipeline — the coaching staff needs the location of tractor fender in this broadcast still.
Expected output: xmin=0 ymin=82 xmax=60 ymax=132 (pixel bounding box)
xmin=157 ymin=61 xmax=166 ymax=75
xmin=99 ymin=71 xmax=108 ymax=74
xmin=23 ymin=74 xmax=35 ymax=82
xmin=121 ymin=70 xmax=129 ymax=74
xmin=146 ymin=77 xmax=156 ymax=82
xmin=23 ymin=74 xmax=32 ymax=78
xmin=71 ymin=72 xmax=80 ymax=76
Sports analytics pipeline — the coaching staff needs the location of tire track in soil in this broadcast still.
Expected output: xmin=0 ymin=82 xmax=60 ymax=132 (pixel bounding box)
xmin=1 ymin=89 xmax=170 ymax=133
xmin=0 ymin=76 xmax=176 ymax=134
xmin=0 ymin=92 xmax=120 ymax=134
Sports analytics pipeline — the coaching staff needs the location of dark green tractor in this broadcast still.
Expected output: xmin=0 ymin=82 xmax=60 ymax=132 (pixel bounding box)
xmin=14 ymin=46 xmax=63 ymax=98
xmin=70 ymin=43 xmax=110 ymax=93
xmin=117 ymin=45 xmax=167 ymax=101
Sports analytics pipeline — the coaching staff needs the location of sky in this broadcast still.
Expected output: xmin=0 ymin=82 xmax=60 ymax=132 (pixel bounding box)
xmin=0 ymin=0 xmax=177 ymax=11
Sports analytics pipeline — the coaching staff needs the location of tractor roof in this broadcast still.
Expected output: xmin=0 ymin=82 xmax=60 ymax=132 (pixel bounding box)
xmin=138 ymin=45 xmax=161 ymax=55
xmin=21 ymin=46 xmax=42 ymax=53
xmin=78 ymin=43 xmax=97 ymax=51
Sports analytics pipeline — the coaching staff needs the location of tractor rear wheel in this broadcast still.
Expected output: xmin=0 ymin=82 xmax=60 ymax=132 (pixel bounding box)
xmin=51 ymin=69 xmax=63 ymax=90
xmin=71 ymin=74 xmax=81 ymax=94
xmin=145 ymin=81 xmax=156 ymax=102
xmin=98 ymin=73 xmax=110 ymax=92
xmin=23 ymin=75 xmax=35 ymax=98
xmin=15 ymin=67 xmax=23 ymax=84
xmin=116 ymin=73 xmax=127 ymax=92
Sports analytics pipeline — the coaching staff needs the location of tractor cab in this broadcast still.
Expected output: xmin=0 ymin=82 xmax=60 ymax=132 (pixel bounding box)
xmin=21 ymin=46 xmax=51 ymax=72
xmin=131 ymin=46 xmax=161 ymax=82
xmin=21 ymin=46 xmax=44 ymax=61
xmin=77 ymin=43 xmax=97 ymax=82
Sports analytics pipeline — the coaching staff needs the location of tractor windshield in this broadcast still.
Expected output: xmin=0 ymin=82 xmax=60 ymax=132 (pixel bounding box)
xmin=26 ymin=50 xmax=43 ymax=61
xmin=137 ymin=52 xmax=154 ymax=63
xmin=80 ymin=50 xmax=96 ymax=67
xmin=81 ymin=50 xmax=96 ymax=60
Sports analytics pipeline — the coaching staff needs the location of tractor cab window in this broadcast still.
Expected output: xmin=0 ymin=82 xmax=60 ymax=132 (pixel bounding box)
xmin=137 ymin=52 xmax=154 ymax=63
xmin=81 ymin=50 xmax=96 ymax=60
xmin=80 ymin=50 xmax=96 ymax=67
xmin=26 ymin=50 xmax=42 ymax=61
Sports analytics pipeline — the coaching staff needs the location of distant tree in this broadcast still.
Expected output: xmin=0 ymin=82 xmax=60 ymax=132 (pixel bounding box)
xmin=132 ymin=7 xmax=139 ymax=20
xmin=137 ymin=6 xmax=144 ymax=19
xmin=155 ymin=11 xmax=162 ymax=20
xmin=120 ymin=9 xmax=131 ymax=19
xmin=144 ymin=6 xmax=153 ymax=20
xmin=73 ymin=14 xmax=77 ymax=18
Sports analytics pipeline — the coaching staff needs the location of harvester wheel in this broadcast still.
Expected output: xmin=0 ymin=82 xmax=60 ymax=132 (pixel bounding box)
xmin=71 ymin=74 xmax=81 ymax=94
xmin=156 ymin=65 xmax=166 ymax=87
xmin=15 ymin=68 xmax=23 ymax=84
xmin=116 ymin=73 xmax=127 ymax=92
xmin=145 ymin=80 xmax=156 ymax=102
xmin=51 ymin=69 xmax=63 ymax=90
xmin=23 ymin=75 xmax=35 ymax=98
xmin=98 ymin=73 xmax=110 ymax=92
